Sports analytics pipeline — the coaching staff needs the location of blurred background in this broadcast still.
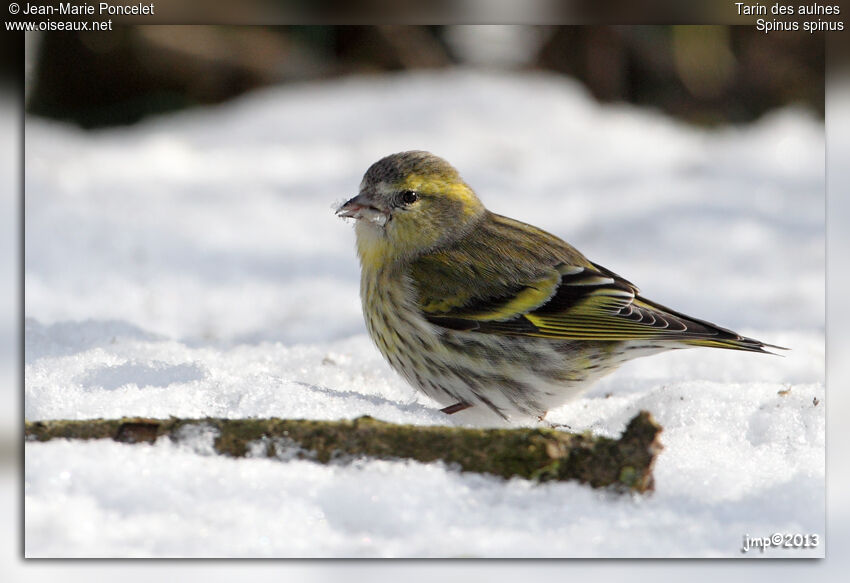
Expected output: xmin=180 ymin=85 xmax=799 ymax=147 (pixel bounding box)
xmin=24 ymin=25 xmax=824 ymax=128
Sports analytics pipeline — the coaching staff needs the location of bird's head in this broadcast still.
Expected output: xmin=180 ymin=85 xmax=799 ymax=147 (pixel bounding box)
xmin=337 ymin=151 xmax=485 ymax=268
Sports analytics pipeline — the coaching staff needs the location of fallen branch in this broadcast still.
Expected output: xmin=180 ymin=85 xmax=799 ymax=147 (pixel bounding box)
xmin=25 ymin=411 xmax=663 ymax=493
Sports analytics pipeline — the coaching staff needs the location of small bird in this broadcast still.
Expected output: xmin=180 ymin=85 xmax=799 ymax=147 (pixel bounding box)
xmin=337 ymin=151 xmax=782 ymax=423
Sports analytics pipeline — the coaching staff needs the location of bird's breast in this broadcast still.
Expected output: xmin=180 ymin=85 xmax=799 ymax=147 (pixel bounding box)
xmin=361 ymin=266 xmax=426 ymax=362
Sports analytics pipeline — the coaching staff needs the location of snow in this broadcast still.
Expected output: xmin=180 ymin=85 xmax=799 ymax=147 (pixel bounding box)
xmin=24 ymin=69 xmax=824 ymax=557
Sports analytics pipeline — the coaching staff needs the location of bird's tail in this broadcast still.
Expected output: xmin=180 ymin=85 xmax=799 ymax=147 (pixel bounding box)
xmin=635 ymin=297 xmax=788 ymax=355
xmin=681 ymin=336 xmax=787 ymax=354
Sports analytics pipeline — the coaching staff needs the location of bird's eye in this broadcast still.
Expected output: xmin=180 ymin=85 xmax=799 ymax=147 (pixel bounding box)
xmin=399 ymin=190 xmax=419 ymax=205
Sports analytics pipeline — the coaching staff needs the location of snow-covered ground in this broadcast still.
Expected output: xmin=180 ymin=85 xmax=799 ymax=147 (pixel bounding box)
xmin=24 ymin=70 xmax=824 ymax=557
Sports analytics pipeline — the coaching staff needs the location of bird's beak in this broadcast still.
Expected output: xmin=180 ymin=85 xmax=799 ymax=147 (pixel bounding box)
xmin=336 ymin=193 xmax=389 ymax=226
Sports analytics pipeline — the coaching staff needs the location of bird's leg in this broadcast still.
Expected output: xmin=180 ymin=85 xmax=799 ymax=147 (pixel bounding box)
xmin=440 ymin=402 xmax=473 ymax=415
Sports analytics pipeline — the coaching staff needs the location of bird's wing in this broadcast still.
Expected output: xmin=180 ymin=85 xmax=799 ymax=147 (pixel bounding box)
xmin=416 ymin=259 xmax=656 ymax=339
xmin=412 ymin=215 xmax=773 ymax=352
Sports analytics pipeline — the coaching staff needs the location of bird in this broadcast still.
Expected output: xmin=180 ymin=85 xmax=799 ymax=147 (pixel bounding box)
xmin=337 ymin=151 xmax=783 ymax=424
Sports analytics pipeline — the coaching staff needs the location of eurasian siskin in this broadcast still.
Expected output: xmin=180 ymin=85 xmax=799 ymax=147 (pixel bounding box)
xmin=337 ymin=151 xmax=781 ymax=423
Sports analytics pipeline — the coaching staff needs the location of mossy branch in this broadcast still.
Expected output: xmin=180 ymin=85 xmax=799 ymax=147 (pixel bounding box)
xmin=25 ymin=412 xmax=663 ymax=493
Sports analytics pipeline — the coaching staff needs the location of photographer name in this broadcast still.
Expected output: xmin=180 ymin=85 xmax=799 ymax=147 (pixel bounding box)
xmin=22 ymin=3 xmax=155 ymax=16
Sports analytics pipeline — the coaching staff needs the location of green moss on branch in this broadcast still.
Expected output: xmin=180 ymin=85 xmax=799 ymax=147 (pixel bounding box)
xmin=25 ymin=412 xmax=662 ymax=493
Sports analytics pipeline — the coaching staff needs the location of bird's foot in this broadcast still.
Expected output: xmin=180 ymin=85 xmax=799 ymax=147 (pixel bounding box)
xmin=538 ymin=412 xmax=572 ymax=431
